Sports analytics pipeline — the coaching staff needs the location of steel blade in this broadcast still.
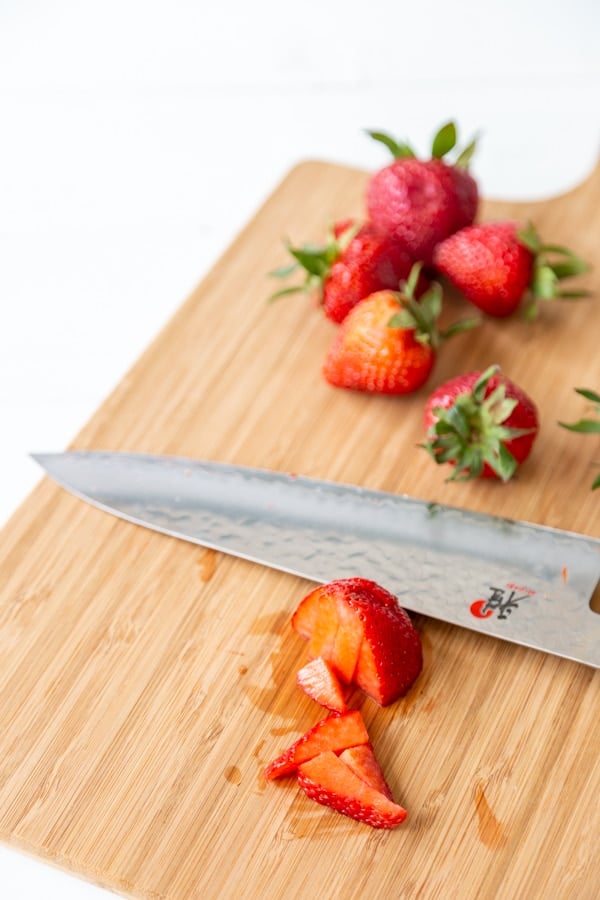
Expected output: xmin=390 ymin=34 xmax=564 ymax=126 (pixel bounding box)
xmin=32 ymin=451 xmax=600 ymax=667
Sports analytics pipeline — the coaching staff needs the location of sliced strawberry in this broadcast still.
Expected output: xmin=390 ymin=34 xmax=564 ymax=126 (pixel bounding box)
xmin=339 ymin=743 xmax=394 ymax=800
xmin=264 ymin=710 xmax=369 ymax=780
xmin=296 ymin=657 xmax=348 ymax=713
xmin=294 ymin=583 xmax=364 ymax=684
xmin=307 ymin=593 xmax=338 ymax=661
xmin=297 ymin=750 xmax=407 ymax=829
xmin=291 ymin=588 xmax=321 ymax=640
xmin=292 ymin=578 xmax=422 ymax=706
xmin=331 ymin=597 xmax=363 ymax=683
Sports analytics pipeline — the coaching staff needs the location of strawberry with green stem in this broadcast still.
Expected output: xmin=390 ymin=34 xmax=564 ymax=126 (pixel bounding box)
xmin=366 ymin=120 xmax=479 ymax=264
xmin=270 ymin=220 xmax=419 ymax=323
xmin=433 ymin=220 xmax=589 ymax=319
xmin=559 ymin=388 xmax=600 ymax=490
xmin=322 ymin=262 xmax=477 ymax=395
xmin=423 ymin=365 xmax=539 ymax=482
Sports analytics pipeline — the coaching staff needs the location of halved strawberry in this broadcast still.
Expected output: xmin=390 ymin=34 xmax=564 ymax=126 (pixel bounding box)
xmin=296 ymin=657 xmax=348 ymax=713
xmin=339 ymin=743 xmax=393 ymax=800
xmin=306 ymin=592 xmax=338 ymax=661
xmin=292 ymin=578 xmax=422 ymax=706
xmin=297 ymin=750 xmax=407 ymax=829
xmin=264 ymin=710 xmax=369 ymax=780
xmin=293 ymin=582 xmax=364 ymax=684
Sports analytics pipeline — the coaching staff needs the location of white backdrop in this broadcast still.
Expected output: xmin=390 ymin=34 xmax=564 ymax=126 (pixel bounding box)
xmin=1 ymin=1 xmax=599 ymax=896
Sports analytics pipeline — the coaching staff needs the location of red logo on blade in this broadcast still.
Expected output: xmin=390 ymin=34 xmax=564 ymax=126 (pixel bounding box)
xmin=470 ymin=599 xmax=493 ymax=619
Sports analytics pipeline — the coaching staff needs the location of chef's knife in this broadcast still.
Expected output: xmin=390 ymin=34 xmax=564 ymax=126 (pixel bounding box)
xmin=32 ymin=451 xmax=600 ymax=668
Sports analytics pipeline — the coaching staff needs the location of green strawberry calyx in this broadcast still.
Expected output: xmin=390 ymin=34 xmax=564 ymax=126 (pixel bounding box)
xmin=558 ymin=387 xmax=600 ymax=490
xmin=422 ymin=364 xmax=535 ymax=482
xmin=517 ymin=222 xmax=590 ymax=319
xmin=366 ymin=120 xmax=478 ymax=169
xmin=387 ymin=262 xmax=478 ymax=349
xmin=268 ymin=222 xmax=360 ymax=302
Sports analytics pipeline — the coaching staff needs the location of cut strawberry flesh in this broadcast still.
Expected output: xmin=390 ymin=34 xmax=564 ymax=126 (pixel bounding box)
xmin=296 ymin=657 xmax=348 ymax=713
xmin=332 ymin=597 xmax=363 ymax=683
xmin=264 ymin=710 xmax=369 ymax=780
xmin=292 ymin=578 xmax=422 ymax=706
xmin=307 ymin=594 xmax=338 ymax=661
xmin=297 ymin=750 xmax=407 ymax=829
xmin=339 ymin=743 xmax=393 ymax=800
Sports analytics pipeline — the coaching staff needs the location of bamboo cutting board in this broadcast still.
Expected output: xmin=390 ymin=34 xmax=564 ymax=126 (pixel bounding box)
xmin=1 ymin=160 xmax=599 ymax=900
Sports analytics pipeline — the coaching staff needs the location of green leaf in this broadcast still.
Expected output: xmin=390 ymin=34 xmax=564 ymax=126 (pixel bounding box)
xmin=472 ymin=365 xmax=499 ymax=404
xmin=592 ymin=473 xmax=600 ymax=490
xmin=557 ymin=289 xmax=591 ymax=300
xmin=454 ymin=136 xmax=478 ymax=169
xmin=288 ymin=246 xmax=329 ymax=277
xmin=548 ymin=257 xmax=589 ymax=279
xmin=516 ymin=222 xmax=541 ymax=253
xmin=267 ymin=285 xmax=307 ymax=302
xmin=559 ymin=418 xmax=600 ymax=434
xmin=388 ymin=309 xmax=416 ymax=330
xmin=440 ymin=317 xmax=480 ymax=339
xmin=401 ymin=261 xmax=423 ymax=298
xmin=421 ymin=280 xmax=443 ymax=321
xmin=269 ymin=263 xmax=299 ymax=279
xmin=366 ymin=130 xmax=415 ymax=159
xmin=542 ymin=246 xmax=589 ymax=273
xmin=431 ymin=121 xmax=457 ymax=159
xmin=491 ymin=396 xmax=518 ymax=425
xmin=532 ymin=264 xmax=558 ymax=299
xmin=445 ymin=404 xmax=471 ymax=441
xmin=489 ymin=443 xmax=518 ymax=483
xmin=575 ymin=388 xmax=600 ymax=404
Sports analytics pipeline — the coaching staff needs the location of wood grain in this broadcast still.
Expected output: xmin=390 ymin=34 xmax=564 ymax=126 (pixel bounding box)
xmin=0 ymin=160 xmax=599 ymax=899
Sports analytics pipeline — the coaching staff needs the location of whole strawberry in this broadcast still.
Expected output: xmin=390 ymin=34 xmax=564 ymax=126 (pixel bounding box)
xmin=366 ymin=121 xmax=479 ymax=264
xmin=270 ymin=220 xmax=417 ymax=323
xmin=322 ymin=263 xmax=475 ymax=395
xmin=433 ymin=220 xmax=589 ymax=318
xmin=423 ymin=365 xmax=539 ymax=482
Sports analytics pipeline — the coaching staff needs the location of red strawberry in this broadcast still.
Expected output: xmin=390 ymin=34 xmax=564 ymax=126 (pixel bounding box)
xmin=270 ymin=220 xmax=418 ymax=323
xmin=296 ymin=657 xmax=348 ymax=713
xmin=423 ymin=365 xmax=539 ymax=481
xmin=433 ymin=220 xmax=589 ymax=318
xmin=339 ymin=744 xmax=394 ymax=800
xmin=297 ymin=750 xmax=407 ymax=829
xmin=322 ymin=263 xmax=475 ymax=395
xmin=264 ymin=710 xmax=369 ymax=780
xmin=366 ymin=121 xmax=478 ymax=263
xmin=292 ymin=577 xmax=422 ymax=706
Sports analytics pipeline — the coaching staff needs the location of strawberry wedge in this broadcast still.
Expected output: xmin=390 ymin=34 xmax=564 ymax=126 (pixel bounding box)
xmin=264 ymin=711 xmax=368 ymax=780
xmin=297 ymin=750 xmax=407 ymax=829
xmin=339 ymin=743 xmax=393 ymax=800
xmin=292 ymin=578 xmax=422 ymax=706
xmin=296 ymin=657 xmax=348 ymax=713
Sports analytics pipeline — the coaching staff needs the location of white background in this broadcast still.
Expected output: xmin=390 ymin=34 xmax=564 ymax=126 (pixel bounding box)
xmin=1 ymin=1 xmax=598 ymax=896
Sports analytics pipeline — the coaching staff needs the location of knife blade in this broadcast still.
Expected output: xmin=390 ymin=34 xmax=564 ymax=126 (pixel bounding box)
xmin=31 ymin=450 xmax=600 ymax=668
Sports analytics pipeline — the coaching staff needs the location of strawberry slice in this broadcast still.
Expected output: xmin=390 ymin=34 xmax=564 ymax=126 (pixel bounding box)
xmin=296 ymin=657 xmax=348 ymax=713
xmin=297 ymin=750 xmax=407 ymax=829
xmin=339 ymin=743 xmax=393 ymax=800
xmin=264 ymin=711 xmax=368 ymax=780
xmin=307 ymin=593 xmax=338 ymax=661
xmin=292 ymin=583 xmax=363 ymax=684
xmin=292 ymin=578 xmax=422 ymax=706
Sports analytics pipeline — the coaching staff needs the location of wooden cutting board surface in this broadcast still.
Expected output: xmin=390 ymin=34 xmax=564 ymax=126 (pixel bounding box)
xmin=1 ymin=160 xmax=599 ymax=899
